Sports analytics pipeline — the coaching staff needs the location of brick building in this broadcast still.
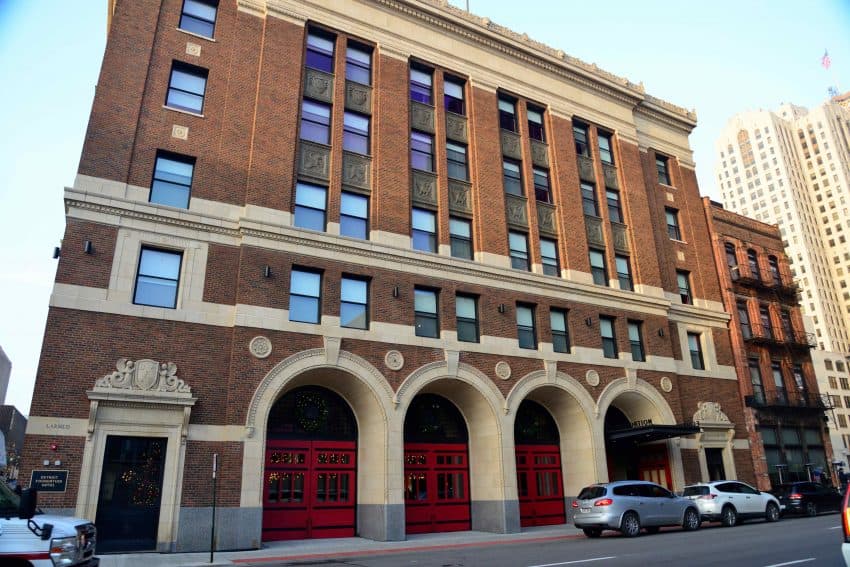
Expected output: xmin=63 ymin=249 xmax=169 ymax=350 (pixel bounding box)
xmin=24 ymin=0 xmax=756 ymax=553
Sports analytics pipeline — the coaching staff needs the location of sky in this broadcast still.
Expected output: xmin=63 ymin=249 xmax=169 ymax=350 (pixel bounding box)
xmin=0 ymin=0 xmax=848 ymax=416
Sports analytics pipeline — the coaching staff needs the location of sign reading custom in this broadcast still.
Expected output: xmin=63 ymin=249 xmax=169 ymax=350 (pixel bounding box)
xmin=30 ymin=469 xmax=69 ymax=492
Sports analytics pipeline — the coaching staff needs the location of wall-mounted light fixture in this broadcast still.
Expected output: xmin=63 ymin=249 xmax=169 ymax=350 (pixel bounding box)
xmin=498 ymin=303 xmax=506 ymax=313
xmin=52 ymin=247 xmax=61 ymax=259
xmin=263 ymin=265 xmax=272 ymax=278
xmin=392 ymin=286 xmax=400 ymax=298
xmin=585 ymin=317 xmax=594 ymax=327
xmin=83 ymin=240 xmax=93 ymax=254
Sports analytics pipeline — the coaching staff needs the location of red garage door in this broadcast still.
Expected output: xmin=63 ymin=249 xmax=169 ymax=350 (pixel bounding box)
xmin=515 ymin=400 xmax=565 ymax=527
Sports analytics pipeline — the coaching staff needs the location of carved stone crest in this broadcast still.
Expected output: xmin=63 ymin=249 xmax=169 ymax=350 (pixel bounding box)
xmin=185 ymin=42 xmax=202 ymax=57
xmin=95 ymin=358 xmax=191 ymax=393
xmin=384 ymin=350 xmax=404 ymax=371
xmin=345 ymin=81 xmax=371 ymax=114
xmin=537 ymin=204 xmax=556 ymax=234
xmin=495 ymin=361 xmax=512 ymax=380
xmin=500 ymin=131 xmax=521 ymax=160
xmin=586 ymin=370 xmax=600 ymax=387
xmin=299 ymin=143 xmax=330 ymax=181
xmin=612 ymin=223 xmax=629 ymax=252
xmin=693 ymin=401 xmax=732 ymax=426
xmin=410 ymin=102 xmax=435 ymax=133
xmin=411 ymin=171 xmax=437 ymax=205
xmin=445 ymin=113 xmax=467 ymax=142
xmin=343 ymin=153 xmax=370 ymax=190
xmin=171 ymin=124 xmax=189 ymax=140
xmin=448 ymin=181 xmax=471 ymax=213
xmin=530 ymin=140 xmax=549 ymax=167
xmin=578 ymin=155 xmax=595 ymax=182
xmin=660 ymin=376 xmax=672 ymax=392
xmin=250 ymin=336 xmax=272 ymax=359
xmin=505 ymin=195 xmax=528 ymax=227
xmin=585 ymin=216 xmax=604 ymax=246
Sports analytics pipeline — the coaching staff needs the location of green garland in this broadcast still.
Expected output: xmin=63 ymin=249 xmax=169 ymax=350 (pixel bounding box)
xmin=296 ymin=391 xmax=329 ymax=432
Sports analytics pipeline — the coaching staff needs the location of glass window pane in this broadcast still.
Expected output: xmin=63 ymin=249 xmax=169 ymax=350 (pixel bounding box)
xmin=410 ymin=68 xmax=432 ymax=87
xmin=516 ymin=306 xmax=533 ymax=327
xmin=540 ymin=239 xmax=556 ymax=259
xmin=295 ymin=183 xmax=326 ymax=208
xmin=456 ymin=296 xmax=476 ymax=319
xmin=134 ymin=276 xmax=177 ymax=308
xmin=294 ymin=206 xmax=325 ymax=231
xmin=344 ymin=111 xmax=369 ymax=132
xmin=340 ymin=303 xmax=367 ymax=329
xmin=628 ymin=323 xmax=641 ymax=342
xmin=171 ymin=68 xmax=206 ymax=95
xmin=289 ymin=296 xmax=319 ymax=323
xmin=550 ymin=310 xmax=566 ymax=332
xmin=340 ymin=216 xmax=367 ymax=239
xmin=527 ymin=109 xmax=542 ymax=124
xmin=509 ymin=232 xmax=527 ymax=253
xmin=412 ymin=208 xmax=435 ymax=231
xmin=290 ymin=270 xmax=320 ymax=297
xmin=498 ymin=99 xmax=514 ymax=113
xmin=139 ymin=249 xmax=181 ymax=279
xmin=444 ymin=81 xmax=463 ymax=99
xmin=416 ymin=316 xmax=438 ymax=338
xmin=347 ymin=46 xmax=370 ymax=65
xmin=589 ymin=250 xmax=604 ymax=268
xmin=600 ymin=318 xmax=613 ymax=337
xmin=150 ymin=181 xmax=190 ymax=208
xmin=457 ymin=320 xmax=478 ymax=342
xmin=341 ymin=278 xmax=367 ymax=303
xmin=688 ymin=333 xmax=700 ymax=351
xmin=415 ymin=289 xmax=437 ymax=313
xmin=449 ymin=218 xmax=471 ymax=238
xmin=167 ymin=90 xmax=203 ymax=112
xmin=341 ymin=192 xmax=368 ymax=218
xmin=307 ymin=33 xmax=334 ymax=54
xmin=155 ymin=157 xmax=193 ymax=183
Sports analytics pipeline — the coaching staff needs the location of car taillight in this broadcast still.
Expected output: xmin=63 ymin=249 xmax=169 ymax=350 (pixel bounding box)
xmin=594 ymin=498 xmax=613 ymax=507
xmin=789 ymin=493 xmax=802 ymax=500
xmin=572 ymin=500 xmax=579 ymax=508
xmin=699 ymin=494 xmax=717 ymax=500
xmin=842 ymin=486 xmax=850 ymax=543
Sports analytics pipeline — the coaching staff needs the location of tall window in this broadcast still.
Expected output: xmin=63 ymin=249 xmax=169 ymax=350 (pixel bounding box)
xmin=688 ymin=332 xmax=705 ymax=370
xmin=411 ymin=131 xmax=434 ymax=171
xmin=503 ymin=160 xmax=523 ymax=196
xmin=582 ymin=182 xmax=599 ymax=216
xmin=768 ymin=255 xmax=781 ymax=284
xmin=749 ymin=358 xmax=765 ymax=403
xmin=179 ymin=0 xmax=218 ymax=38
xmin=516 ymin=304 xmax=537 ymax=349
xmin=410 ymin=65 xmax=432 ymax=104
xmin=656 ymin=155 xmax=671 ymax=185
xmin=665 ymin=208 xmax=681 ymax=240
xmin=414 ymin=288 xmax=439 ymax=338
xmin=573 ymin=122 xmax=589 ymax=157
xmin=725 ymin=243 xmax=739 ymax=280
xmin=340 ymin=192 xmax=368 ymax=239
xmin=294 ymin=182 xmax=326 ymax=231
xmin=301 ymin=100 xmax=331 ymax=144
xmin=306 ymin=30 xmax=335 ymax=73
xmin=345 ymin=43 xmax=371 ymax=85
xmin=456 ymin=294 xmax=479 ymax=343
xmin=411 ymin=208 xmax=437 ymax=252
xmin=289 ymin=269 xmax=321 ymax=323
xmin=793 ymin=364 xmax=807 ymax=398
xmin=498 ymin=96 xmax=517 ymax=132
xmin=589 ymin=249 xmax=608 ymax=285
xmin=600 ymin=316 xmax=617 ymax=359
xmin=772 ymin=362 xmax=787 ymax=403
xmin=527 ymin=105 xmax=545 ymax=141
xmin=540 ymin=239 xmax=559 ymax=276
xmin=150 ymin=152 xmax=194 ymax=209
xmin=628 ymin=320 xmax=645 ymax=362
xmin=747 ymin=249 xmax=761 ymax=280
xmin=444 ymin=76 xmax=465 ymax=115
xmin=342 ymin=112 xmax=370 ymax=154
xmin=446 ymin=142 xmax=468 ymax=181
xmin=598 ymin=132 xmax=614 ymax=164
xmin=780 ymin=310 xmax=794 ymax=341
xmin=760 ymin=306 xmax=773 ymax=338
xmin=615 ymin=255 xmax=633 ymax=291
xmin=166 ymin=62 xmax=207 ymax=113
xmin=449 ymin=217 xmax=473 ymax=260
xmin=533 ymin=167 xmax=551 ymax=203
xmin=133 ymin=247 xmax=182 ymax=308
xmin=550 ymin=309 xmax=570 ymax=353
xmin=509 ymin=232 xmax=529 ymax=271
xmin=340 ymin=277 xmax=368 ymax=329
xmin=737 ymin=301 xmax=752 ymax=339
xmin=677 ymin=271 xmax=692 ymax=304
xmin=606 ymin=189 xmax=622 ymax=223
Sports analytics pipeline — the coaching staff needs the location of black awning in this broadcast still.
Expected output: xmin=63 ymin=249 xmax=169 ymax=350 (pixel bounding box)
xmin=607 ymin=423 xmax=701 ymax=444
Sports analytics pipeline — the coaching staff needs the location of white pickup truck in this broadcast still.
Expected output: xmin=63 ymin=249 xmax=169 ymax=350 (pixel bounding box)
xmin=0 ymin=482 xmax=98 ymax=566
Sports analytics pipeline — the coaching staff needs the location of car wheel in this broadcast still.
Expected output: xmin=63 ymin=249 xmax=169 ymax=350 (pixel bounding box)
xmin=765 ymin=502 xmax=780 ymax=522
xmin=805 ymin=501 xmax=818 ymax=517
xmin=645 ymin=526 xmax=660 ymax=534
xmin=621 ymin=511 xmax=641 ymax=537
xmin=721 ymin=505 xmax=737 ymax=527
xmin=683 ymin=507 xmax=700 ymax=531
xmin=583 ymin=528 xmax=602 ymax=538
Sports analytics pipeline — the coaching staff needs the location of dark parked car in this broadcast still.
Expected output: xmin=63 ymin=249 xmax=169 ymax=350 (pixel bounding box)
xmin=771 ymin=481 xmax=842 ymax=516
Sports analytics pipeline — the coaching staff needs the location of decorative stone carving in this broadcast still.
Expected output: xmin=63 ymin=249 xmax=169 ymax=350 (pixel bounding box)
xmin=95 ymin=358 xmax=191 ymax=394
xmin=171 ymin=124 xmax=189 ymax=140
xmin=505 ymin=194 xmax=528 ymax=228
xmin=530 ymin=140 xmax=549 ymax=168
xmin=384 ymin=350 xmax=404 ymax=371
xmin=410 ymin=101 xmax=435 ymax=133
xmin=342 ymin=152 xmax=371 ymax=191
xmin=298 ymin=141 xmax=330 ymax=182
xmin=585 ymin=215 xmax=604 ymax=246
xmin=586 ymin=369 xmax=600 ymax=387
xmin=602 ymin=163 xmax=619 ymax=189
xmin=500 ymin=130 xmax=522 ymax=160
xmin=344 ymin=81 xmax=372 ymax=115
xmin=445 ymin=112 xmax=468 ymax=143
xmin=304 ymin=68 xmax=334 ymax=103
xmin=445 ymin=350 xmax=459 ymax=377
xmin=677 ymin=250 xmax=686 ymax=261
xmin=626 ymin=367 xmax=637 ymax=390
xmin=448 ymin=180 xmax=472 ymax=214
xmin=249 ymin=336 xmax=272 ymax=359
xmin=495 ymin=361 xmax=512 ymax=380
xmin=577 ymin=155 xmax=595 ymax=182
xmin=693 ymin=401 xmax=732 ymax=426
xmin=323 ymin=337 xmax=341 ymax=366
xmin=185 ymin=42 xmax=201 ymax=57
xmin=666 ymin=192 xmax=675 ymax=202
xmin=537 ymin=203 xmax=557 ymax=236
xmin=611 ymin=222 xmax=630 ymax=252
xmin=660 ymin=376 xmax=672 ymax=392
xmin=411 ymin=170 xmax=438 ymax=206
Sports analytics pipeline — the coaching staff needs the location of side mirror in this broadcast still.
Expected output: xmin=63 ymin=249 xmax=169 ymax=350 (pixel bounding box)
xmin=19 ymin=488 xmax=37 ymax=520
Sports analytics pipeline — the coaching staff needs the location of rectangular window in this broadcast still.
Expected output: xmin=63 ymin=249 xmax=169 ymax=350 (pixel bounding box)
xmin=509 ymin=232 xmax=529 ymax=271
xmin=415 ymin=288 xmax=439 ymax=338
xmin=606 ymin=189 xmax=622 ymax=223
xmin=343 ymin=111 xmax=370 ymax=154
xmin=444 ymin=76 xmax=465 ymax=115
xmin=726 ymin=244 xmax=739 ymax=280
xmin=600 ymin=316 xmax=617 ymax=359
xmin=527 ymin=105 xmax=545 ymax=142
xmin=150 ymin=152 xmax=194 ymax=209
xmin=340 ymin=192 xmax=368 ymax=239
xmin=598 ymin=132 xmax=614 ymax=164
xmin=410 ymin=65 xmax=432 ymax=104
xmin=573 ymin=122 xmax=589 ymax=157
xmin=656 ymin=155 xmax=671 ymax=185
xmin=829 ymin=376 xmax=837 ymax=389
xmin=533 ymin=167 xmax=551 ymax=203
xmin=780 ymin=310 xmax=793 ymax=340
xmin=540 ymin=239 xmax=560 ymax=276
xmin=306 ymin=30 xmax=335 ymax=73
xmin=412 ymin=208 xmax=437 ymax=252
xmin=341 ymin=277 xmax=368 ymax=329
xmin=294 ymin=182 xmax=327 ymax=231
xmin=582 ymin=182 xmax=599 ymax=216
xmin=179 ymin=0 xmax=218 ymax=38
xmin=772 ymin=363 xmax=787 ymax=403
xmin=345 ymin=43 xmax=371 ymax=85
xmin=411 ymin=131 xmax=434 ymax=172
xmin=738 ymin=301 xmax=752 ymax=339
xmin=760 ymin=306 xmax=773 ymax=338
xmin=550 ymin=308 xmax=570 ymax=353
xmin=688 ymin=332 xmax=705 ymax=370
xmin=449 ymin=217 xmax=473 ymax=260
xmin=748 ymin=250 xmax=761 ymax=280
xmin=503 ymin=160 xmax=523 ymax=196
xmin=516 ymin=304 xmax=537 ymax=349
xmin=498 ymin=96 xmax=517 ymax=132
xmin=749 ymin=359 xmax=765 ymax=403
xmin=456 ymin=294 xmax=479 ymax=343
xmin=301 ymin=100 xmax=332 ymax=145
xmin=665 ymin=208 xmax=681 ymax=240
xmin=166 ymin=62 xmax=208 ymax=113
xmin=133 ymin=247 xmax=182 ymax=308
xmin=446 ymin=142 xmax=468 ymax=181
xmin=589 ymin=249 xmax=608 ymax=285
xmin=289 ymin=269 xmax=321 ymax=323
xmin=615 ymin=255 xmax=633 ymax=291
xmin=628 ymin=320 xmax=645 ymax=362
xmin=768 ymin=255 xmax=781 ymax=284
xmin=677 ymin=271 xmax=692 ymax=304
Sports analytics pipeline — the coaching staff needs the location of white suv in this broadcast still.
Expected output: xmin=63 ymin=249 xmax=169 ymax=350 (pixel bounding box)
xmin=683 ymin=480 xmax=782 ymax=527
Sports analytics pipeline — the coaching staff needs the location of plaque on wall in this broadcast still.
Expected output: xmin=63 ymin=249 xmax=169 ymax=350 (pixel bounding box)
xmin=30 ymin=469 xmax=69 ymax=493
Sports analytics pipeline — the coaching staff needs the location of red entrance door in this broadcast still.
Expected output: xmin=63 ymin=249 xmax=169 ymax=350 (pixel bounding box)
xmin=404 ymin=443 xmax=471 ymax=534
xmin=638 ymin=444 xmax=672 ymax=489
xmin=262 ymin=440 xmax=356 ymax=541
xmin=516 ymin=445 xmax=565 ymax=527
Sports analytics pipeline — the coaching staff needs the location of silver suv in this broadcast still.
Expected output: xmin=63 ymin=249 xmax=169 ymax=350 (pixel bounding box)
xmin=573 ymin=480 xmax=700 ymax=538
xmin=683 ymin=481 xmax=781 ymax=526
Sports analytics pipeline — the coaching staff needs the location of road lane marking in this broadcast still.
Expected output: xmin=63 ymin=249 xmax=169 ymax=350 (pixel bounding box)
xmin=829 ymin=526 xmax=841 ymax=530
xmin=528 ymin=558 xmax=616 ymax=567
xmin=762 ymin=559 xmax=816 ymax=567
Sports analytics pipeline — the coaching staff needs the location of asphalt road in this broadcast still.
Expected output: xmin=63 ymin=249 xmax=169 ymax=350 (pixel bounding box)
xmin=252 ymin=514 xmax=847 ymax=567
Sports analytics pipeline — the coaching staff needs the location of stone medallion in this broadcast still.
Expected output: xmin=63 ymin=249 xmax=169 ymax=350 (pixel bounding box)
xmin=495 ymin=361 xmax=512 ymax=380
xmin=586 ymin=370 xmax=600 ymax=387
xmin=660 ymin=376 xmax=673 ymax=392
xmin=384 ymin=350 xmax=404 ymax=371
xmin=249 ymin=336 xmax=272 ymax=359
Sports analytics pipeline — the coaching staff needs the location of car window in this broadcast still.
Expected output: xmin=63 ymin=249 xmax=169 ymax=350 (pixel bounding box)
xmin=736 ymin=482 xmax=760 ymax=495
xmin=653 ymin=486 xmax=674 ymax=498
xmin=578 ymin=486 xmax=607 ymax=499
xmin=798 ymin=483 xmax=816 ymax=493
xmin=716 ymin=482 xmax=739 ymax=493
xmin=613 ymin=484 xmax=641 ymax=497
xmin=683 ymin=485 xmax=708 ymax=497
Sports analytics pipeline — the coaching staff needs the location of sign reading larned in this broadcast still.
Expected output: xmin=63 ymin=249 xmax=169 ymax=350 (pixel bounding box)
xmin=30 ymin=470 xmax=69 ymax=493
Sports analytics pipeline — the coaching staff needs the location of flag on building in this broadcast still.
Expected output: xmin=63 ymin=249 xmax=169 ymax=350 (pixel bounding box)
xmin=822 ymin=49 xmax=831 ymax=70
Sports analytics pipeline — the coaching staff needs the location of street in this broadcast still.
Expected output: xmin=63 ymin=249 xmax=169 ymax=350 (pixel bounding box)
xmin=247 ymin=514 xmax=846 ymax=567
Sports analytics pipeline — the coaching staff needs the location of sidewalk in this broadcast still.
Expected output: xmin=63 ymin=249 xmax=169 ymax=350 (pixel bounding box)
xmin=97 ymin=524 xmax=586 ymax=566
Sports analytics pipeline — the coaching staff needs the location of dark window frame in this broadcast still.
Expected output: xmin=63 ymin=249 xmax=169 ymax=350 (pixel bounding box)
xmin=300 ymin=99 xmax=332 ymax=145
xmin=540 ymin=238 xmax=560 ymax=276
xmin=289 ymin=267 xmax=322 ymax=324
xmin=509 ymin=231 xmax=530 ymax=271
xmin=582 ymin=182 xmax=599 ymax=217
xmin=166 ymin=61 xmax=208 ymax=114
xmin=133 ymin=246 xmax=183 ymax=309
xmin=628 ymin=320 xmax=645 ymax=362
xmin=293 ymin=181 xmax=327 ymax=232
xmin=677 ymin=270 xmax=692 ymax=304
xmin=410 ymin=130 xmax=434 ymax=172
xmin=150 ymin=151 xmax=195 ymax=209
xmin=726 ymin=243 xmax=739 ymax=280
xmin=738 ymin=301 xmax=752 ymax=338
xmin=340 ymin=275 xmax=369 ymax=329
xmin=615 ymin=254 xmax=633 ymax=291
xmin=666 ymin=208 xmax=682 ymax=240
xmin=527 ymin=104 xmax=546 ymax=142
xmin=550 ymin=308 xmax=570 ymax=353
xmin=340 ymin=191 xmax=369 ymax=239
xmin=411 ymin=207 xmax=437 ymax=253
xmin=748 ymin=249 xmax=762 ymax=280
xmin=533 ymin=167 xmax=551 ymax=203
xmin=444 ymin=75 xmax=465 ymax=115
xmin=414 ymin=287 xmax=439 ymax=338
xmin=688 ymin=332 xmax=705 ymax=370
xmin=598 ymin=131 xmax=614 ymax=164
xmin=410 ymin=63 xmax=433 ymax=105
xmin=606 ymin=189 xmax=622 ymax=223
xmin=449 ymin=216 xmax=473 ymax=260
xmin=456 ymin=293 xmax=480 ymax=343
xmin=573 ymin=121 xmax=590 ymax=157
xmin=179 ymin=0 xmax=218 ymax=39
xmin=498 ymin=95 xmax=517 ymax=132
xmin=446 ymin=141 xmax=469 ymax=181
xmin=305 ymin=29 xmax=336 ymax=73
xmin=342 ymin=111 xmax=370 ymax=154
xmin=503 ymin=159 xmax=523 ymax=196
xmin=516 ymin=303 xmax=537 ymax=350
xmin=345 ymin=41 xmax=372 ymax=85
xmin=656 ymin=154 xmax=671 ymax=185
xmin=589 ymin=249 xmax=608 ymax=286
xmin=600 ymin=316 xmax=618 ymax=359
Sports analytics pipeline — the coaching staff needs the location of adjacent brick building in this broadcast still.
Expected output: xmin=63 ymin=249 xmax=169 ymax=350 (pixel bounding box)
xmin=24 ymin=0 xmax=760 ymax=553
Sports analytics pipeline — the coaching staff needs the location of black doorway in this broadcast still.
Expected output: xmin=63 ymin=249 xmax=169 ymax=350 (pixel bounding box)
xmin=705 ymin=447 xmax=726 ymax=481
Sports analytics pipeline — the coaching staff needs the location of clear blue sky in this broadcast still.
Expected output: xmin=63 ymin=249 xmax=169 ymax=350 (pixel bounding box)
xmin=0 ymin=0 xmax=848 ymax=415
